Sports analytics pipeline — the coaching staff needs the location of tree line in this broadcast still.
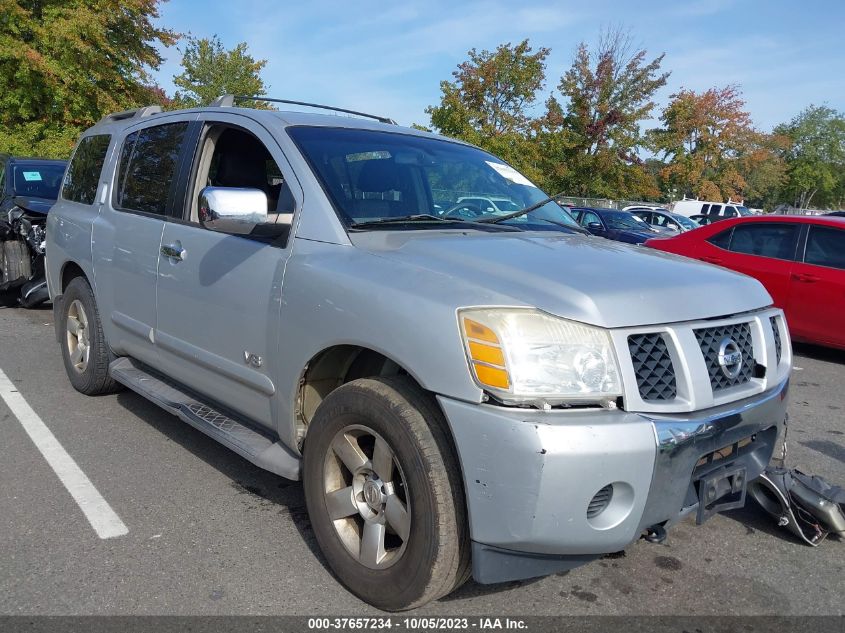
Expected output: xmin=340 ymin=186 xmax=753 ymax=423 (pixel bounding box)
xmin=1 ymin=2 xmax=843 ymax=210
xmin=423 ymin=31 xmax=845 ymax=210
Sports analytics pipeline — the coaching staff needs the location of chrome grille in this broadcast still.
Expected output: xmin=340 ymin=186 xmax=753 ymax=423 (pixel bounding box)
xmin=770 ymin=316 xmax=782 ymax=364
xmin=694 ymin=322 xmax=756 ymax=392
xmin=587 ymin=484 xmax=613 ymax=519
xmin=628 ymin=333 xmax=677 ymax=401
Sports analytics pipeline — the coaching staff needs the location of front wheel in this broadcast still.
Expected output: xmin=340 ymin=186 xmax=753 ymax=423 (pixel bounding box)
xmin=303 ymin=376 xmax=470 ymax=611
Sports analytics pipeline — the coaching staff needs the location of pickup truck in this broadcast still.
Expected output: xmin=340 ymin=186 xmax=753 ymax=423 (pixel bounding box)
xmin=47 ymin=96 xmax=791 ymax=611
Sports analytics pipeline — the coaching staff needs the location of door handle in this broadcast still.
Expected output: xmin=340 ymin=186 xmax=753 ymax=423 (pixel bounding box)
xmin=160 ymin=243 xmax=186 ymax=261
xmin=792 ymin=273 xmax=820 ymax=283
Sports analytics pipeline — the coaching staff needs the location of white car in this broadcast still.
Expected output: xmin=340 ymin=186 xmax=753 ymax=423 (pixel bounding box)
xmin=672 ymin=199 xmax=753 ymax=219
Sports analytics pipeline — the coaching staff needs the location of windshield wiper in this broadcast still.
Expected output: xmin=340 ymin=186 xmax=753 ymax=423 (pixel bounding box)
xmin=476 ymin=191 xmax=567 ymax=224
xmin=349 ymin=214 xmax=521 ymax=231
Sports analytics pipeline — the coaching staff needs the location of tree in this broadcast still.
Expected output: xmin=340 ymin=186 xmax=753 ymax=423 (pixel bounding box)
xmin=540 ymin=28 xmax=669 ymax=198
xmin=172 ymin=35 xmax=269 ymax=108
xmin=774 ymin=105 xmax=845 ymax=209
xmin=425 ymin=40 xmax=550 ymax=185
xmin=650 ymin=85 xmax=783 ymax=203
xmin=0 ymin=0 xmax=175 ymax=158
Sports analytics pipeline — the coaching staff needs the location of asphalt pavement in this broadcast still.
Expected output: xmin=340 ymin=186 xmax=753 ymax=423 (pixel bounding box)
xmin=0 ymin=304 xmax=842 ymax=616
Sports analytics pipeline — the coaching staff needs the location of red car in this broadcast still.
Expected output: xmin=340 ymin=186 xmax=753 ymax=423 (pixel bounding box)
xmin=646 ymin=215 xmax=845 ymax=350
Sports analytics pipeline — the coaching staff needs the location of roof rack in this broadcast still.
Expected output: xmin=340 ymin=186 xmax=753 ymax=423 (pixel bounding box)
xmin=210 ymin=95 xmax=396 ymax=125
xmin=97 ymin=105 xmax=162 ymax=125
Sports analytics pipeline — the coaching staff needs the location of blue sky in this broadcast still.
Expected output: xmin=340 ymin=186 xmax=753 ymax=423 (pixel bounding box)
xmin=152 ymin=0 xmax=845 ymax=132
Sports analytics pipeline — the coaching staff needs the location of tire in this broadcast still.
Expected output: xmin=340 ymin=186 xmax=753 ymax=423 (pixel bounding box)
xmin=303 ymin=376 xmax=470 ymax=611
xmin=1 ymin=239 xmax=31 ymax=285
xmin=59 ymin=277 xmax=121 ymax=395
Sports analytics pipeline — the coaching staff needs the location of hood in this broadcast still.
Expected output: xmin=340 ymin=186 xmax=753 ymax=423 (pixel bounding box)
xmin=350 ymin=230 xmax=772 ymax=329
xmin=12 ymin=196 xmax=55 ymax=215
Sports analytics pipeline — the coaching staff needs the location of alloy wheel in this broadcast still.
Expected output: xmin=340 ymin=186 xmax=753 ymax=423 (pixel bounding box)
xmin=323 ymin=424 xmax=411 ymax=569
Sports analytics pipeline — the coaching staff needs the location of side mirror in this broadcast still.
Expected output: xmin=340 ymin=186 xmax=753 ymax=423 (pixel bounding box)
xmin=587 ymin=222 xmax=604 ymax=232
xmin=198 ymin=187 xmax=268 ymax=235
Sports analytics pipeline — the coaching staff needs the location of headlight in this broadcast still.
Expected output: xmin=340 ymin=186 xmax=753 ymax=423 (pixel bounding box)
xmin=459 ymin=308 xmax=622 ymax=407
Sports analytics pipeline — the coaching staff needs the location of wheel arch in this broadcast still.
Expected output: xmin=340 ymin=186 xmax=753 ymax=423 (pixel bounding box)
xmin=60 ymin=261 xmax=90 ymax=293
xmin=295 ymin=345 xmax=453 ymax=449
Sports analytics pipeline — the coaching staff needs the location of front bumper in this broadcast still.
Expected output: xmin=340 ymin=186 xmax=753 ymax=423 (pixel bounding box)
xmin=438 ymin=378 xmax=788 ymax=583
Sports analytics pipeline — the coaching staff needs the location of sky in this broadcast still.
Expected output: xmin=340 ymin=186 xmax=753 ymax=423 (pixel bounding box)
xmin=151 ymin=0 xmax=845 ymax=132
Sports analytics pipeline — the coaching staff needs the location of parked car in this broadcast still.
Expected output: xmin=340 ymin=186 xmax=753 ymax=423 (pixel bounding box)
xmin=646 ymin=215 xmax=845 ymax=350
xmin=0 ymin=155 xmax=67 ymax=306
xmin=826 ymin=211 xmax=845 ymax=217
xmin=48 ymin=97 xmax=790 ymax=610
xmin=673 ymin=199 xmax=753 ymax=219
xmin=569 ymin=207 xmax=659 ymax=243
xmin=630 ymin=208 xmax=701 ymax=233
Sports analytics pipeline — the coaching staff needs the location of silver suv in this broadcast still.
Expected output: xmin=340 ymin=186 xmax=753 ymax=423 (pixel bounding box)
xmin=47 ymin=97 xmax=791 ymax=611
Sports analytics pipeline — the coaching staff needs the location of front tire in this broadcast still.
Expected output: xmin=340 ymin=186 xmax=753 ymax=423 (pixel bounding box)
xmin=60 ymin=277 xmax=120 ymax=395
xmin=303 ymin=376 xmax=470 ymax=611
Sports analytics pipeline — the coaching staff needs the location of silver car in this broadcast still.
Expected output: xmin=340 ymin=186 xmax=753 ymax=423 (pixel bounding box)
xmin=46 ymin=97 xmax=791 ymax=611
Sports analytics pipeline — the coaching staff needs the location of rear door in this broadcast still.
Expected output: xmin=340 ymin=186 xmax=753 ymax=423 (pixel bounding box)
xmin=697 ymin=221 xmax=800 ymax=308
xmin=92 ymin=116 xmax=196 ymax=365
xmin=787 ymin=223 xmax=845 ymax=347
xmin=154 ymin=113 xmax=301 ymax=431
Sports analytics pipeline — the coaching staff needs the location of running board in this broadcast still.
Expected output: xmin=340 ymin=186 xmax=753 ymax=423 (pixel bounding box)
xmin=109 ymin=357 xmax=300 ymax=480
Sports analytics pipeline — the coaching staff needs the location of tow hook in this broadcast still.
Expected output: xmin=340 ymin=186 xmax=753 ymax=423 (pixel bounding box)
xmin=643 ymin=524 xmax=667 ymax=544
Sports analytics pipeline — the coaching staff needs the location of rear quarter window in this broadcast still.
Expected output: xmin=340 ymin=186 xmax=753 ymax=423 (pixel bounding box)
xmin=62 ymin=134 xmax=112 ymax=205
xmin=707 ymin=228 xmax=732 ymax=249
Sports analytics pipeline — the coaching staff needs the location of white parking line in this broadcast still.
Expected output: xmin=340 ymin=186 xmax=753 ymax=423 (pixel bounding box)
xmin=0 ymin=368 xmax=128 ymax=539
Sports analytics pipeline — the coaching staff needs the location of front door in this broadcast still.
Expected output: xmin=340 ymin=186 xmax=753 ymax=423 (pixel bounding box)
xmin=787 ymin=224 xmax=845 ymax=347
xmin=154 ymin=115 xmax=300 ymax=430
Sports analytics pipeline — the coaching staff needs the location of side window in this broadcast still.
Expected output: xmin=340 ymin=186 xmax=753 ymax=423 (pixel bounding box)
xmin=707 ymin=228 xmax=732 ymax=249
xmin=724 ymin=206 xmax=737 ymax=217
xmin=804 ymin=226 xmax=845 ymax=270
xmin=700 ymin=204 xmax=710 ymax=214
xmin=581 ymin=211 xmax=601 ymax=227
xmin=116 ymin=122 xmax=188 ymax=215
xmin=708 ymin=204 xmax=722 ymax=216
xmin=729 ymin=224 xmax=799 ymax=260
xmin=62 ymin=134 xmax=111 ymax=205
xmin=190 ymin=125 xmax=295 ymax=239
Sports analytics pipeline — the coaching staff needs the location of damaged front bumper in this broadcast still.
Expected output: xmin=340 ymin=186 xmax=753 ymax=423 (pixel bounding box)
xmin=439 ymin=378 xmax=788 ymax=584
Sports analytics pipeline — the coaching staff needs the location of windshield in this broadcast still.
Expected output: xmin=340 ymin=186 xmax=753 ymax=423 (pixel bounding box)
xmin=671 ymin=213 xmax=699 ymax=230
xmin=737 ymin=206 xmax=753 ymax=216
xmin=11 ymin=163 xmax=66 ymax=200
xmin=601 ymin=211 xmax=650 ymax=231
xmin=288 ymin=126 xmax=581 ymax=232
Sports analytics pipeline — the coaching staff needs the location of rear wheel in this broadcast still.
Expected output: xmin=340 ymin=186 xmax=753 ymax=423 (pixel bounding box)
xmin=60 ymin=277 xmax=120 ymax=395
xmin=303 ymin=376 xmax=470 ymax=611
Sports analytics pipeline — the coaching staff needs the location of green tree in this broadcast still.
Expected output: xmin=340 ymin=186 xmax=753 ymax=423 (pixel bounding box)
xmin=0 ymin=0 xmax=175 ymax=158
xmin=424 ymin=40 xmax=550 ymax=186
xmin=172 ymin=35 xmax=269 ymax=108
xmin=541 ymin=28 xmax=669 ymax=198
xmin=774 ymin=105 xmax=845 ymax=209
